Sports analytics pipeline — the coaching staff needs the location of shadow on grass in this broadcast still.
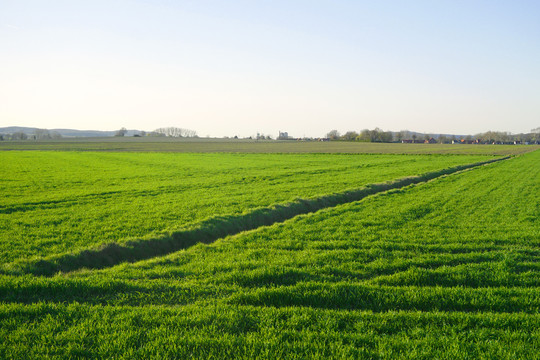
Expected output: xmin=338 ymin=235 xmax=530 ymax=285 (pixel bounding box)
xmin=7 ymin=157 xmax=508 ymax=276
xmin=227 ymin=282 xmax=537 ymax=313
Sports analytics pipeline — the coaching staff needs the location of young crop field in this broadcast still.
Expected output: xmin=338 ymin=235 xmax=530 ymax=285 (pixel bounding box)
xmin=1 ymin=151 xmax=492 ymax=268
xmin=1 ymin=137 xmax=537 ymax=155
xmin=0 ymin=147 xmax=538 ymax=359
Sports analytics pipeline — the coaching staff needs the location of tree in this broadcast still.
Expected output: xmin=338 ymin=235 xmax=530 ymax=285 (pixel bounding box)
xmin=326 ymin=130 xmax=340 ymax=140
xmin=369 ymin=128 xmax=391 ymax=142
xmin=341 ymin=131 xmax=358 ymax=141
xmin=400 ymin=130 xmax=412 ymax=140
xmin=115 ymin=127 xmax=127 ymax=137
xmin=395 ymin=131 xmax=407 ymax=142
xmin=12 ymin=132 xmax=27 ymax=140
xmin=355 ymin=128 xmax=392 ymax=142
xmin=33 ymin=129 xmax=61 ymax=139
xmin=380 ymin=130 xmax=393 ymax=143
xmin=154 ymin=127 xmax=197 ymax=138
xmin=356 ymin=129 xmax=371 ymax=142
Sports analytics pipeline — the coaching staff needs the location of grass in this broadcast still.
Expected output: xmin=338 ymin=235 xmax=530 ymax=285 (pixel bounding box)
xmin=0 ymin=151 xmax=492 ymax=265
xmin=0 ymin=147 xmax=538 ymax=359
xmin=1 ymin=303 xmax=538 ymax=359
xmin=5 ymin=156 xmax=505 ymax=276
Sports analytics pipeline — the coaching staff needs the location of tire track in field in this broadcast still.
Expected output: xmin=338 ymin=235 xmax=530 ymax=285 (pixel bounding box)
xmin=6 ymin=156 xmax=510 ymax=276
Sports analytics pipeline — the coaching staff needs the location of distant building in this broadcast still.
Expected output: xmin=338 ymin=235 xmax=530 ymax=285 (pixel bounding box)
xmin=278 ymin=131 xmax=290 ymax=140
xmin=453 ymin=139 xmax=480 ymax=144
xmin=402 ymin=139 xmax=424 ymax=144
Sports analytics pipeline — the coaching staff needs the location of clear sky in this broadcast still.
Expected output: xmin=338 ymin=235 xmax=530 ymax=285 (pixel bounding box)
xmin=1 ymin=0 xmax=539 ymax=138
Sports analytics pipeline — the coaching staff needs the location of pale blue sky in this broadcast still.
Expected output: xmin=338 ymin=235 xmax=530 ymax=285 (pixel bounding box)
xmin=1 ymin=0 xmax=539 ymax=137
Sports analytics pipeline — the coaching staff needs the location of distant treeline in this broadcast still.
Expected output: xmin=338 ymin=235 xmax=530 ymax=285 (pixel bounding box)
xmin=153 ymin=127 xmax=197 ymax=138
xmin=114 ymin=127 xmax=197 ymax=138
xmin=0 ymin=126 xmax=198 ymax=140
xmin=326 ymin=128 xmax=540 ymax=144
xmin=120 ymin=127 xmax=198 ymax=138
xmin=0 ymin=129 xmax=63 ymax=141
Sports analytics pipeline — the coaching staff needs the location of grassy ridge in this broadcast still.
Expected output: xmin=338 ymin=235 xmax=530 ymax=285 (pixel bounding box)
xmin=0 ymin=152 xmax=491 ymax=263
xmin=0 ymin=151 xmax=538 ymax=358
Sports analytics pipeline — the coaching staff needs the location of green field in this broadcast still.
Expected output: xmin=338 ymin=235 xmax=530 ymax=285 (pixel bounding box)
xmin=0 ymin=144 xmax=538 ymax=359
xmin=1 ymin=151 xmax=494 ymax=267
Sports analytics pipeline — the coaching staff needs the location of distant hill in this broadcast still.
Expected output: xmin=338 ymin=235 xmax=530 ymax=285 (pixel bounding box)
xmin=0 ymin=126 xmax=141 ymax=137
